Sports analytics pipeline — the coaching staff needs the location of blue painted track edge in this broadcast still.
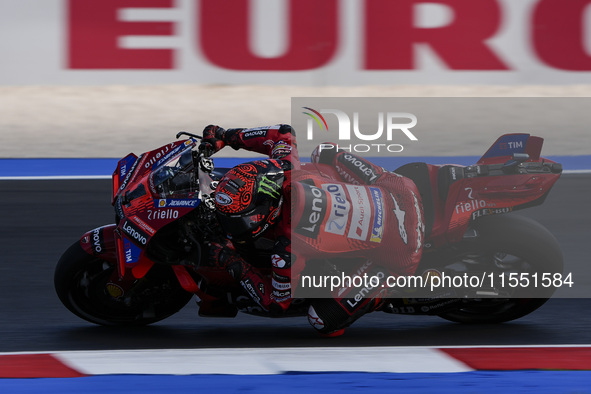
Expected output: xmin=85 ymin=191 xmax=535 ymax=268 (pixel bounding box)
xmin=0 ymin=156 xmax=589 ymax=178
xmin=2 ymin=371 xmax=591 ymax=394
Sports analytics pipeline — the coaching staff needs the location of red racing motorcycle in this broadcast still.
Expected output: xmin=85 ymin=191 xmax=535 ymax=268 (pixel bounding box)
xmin=54 ymin=133 xmax=564 ymax=326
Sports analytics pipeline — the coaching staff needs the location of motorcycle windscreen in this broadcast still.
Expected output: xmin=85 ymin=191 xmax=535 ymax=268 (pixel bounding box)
xmin=150 ymin=149 xmax=199 ymax=199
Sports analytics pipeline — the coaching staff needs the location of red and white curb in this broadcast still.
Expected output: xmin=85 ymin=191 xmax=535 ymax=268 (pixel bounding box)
xmin=1 ymin=346 xmax=591 ymax=378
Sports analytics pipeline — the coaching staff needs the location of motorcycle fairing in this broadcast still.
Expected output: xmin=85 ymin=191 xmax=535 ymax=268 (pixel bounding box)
xmin=115 ymin=233 xmax=155 ymax=279
xmin=436 ymin=134 xmax=560 ymax=244
xmin=442 ymin=170 xmax=560 ymax=243
xmin=77 ymin=224 xmax=155 ymax=280
xmin=79 ymin=224 xmax=118 ymax=263
xmin=111 ymin=139 xmax=203 ymax=279
xmin=112 ymin=153 xmax=138 ymax=204
xmin=395 ymin=134 xmax=562 ymax=247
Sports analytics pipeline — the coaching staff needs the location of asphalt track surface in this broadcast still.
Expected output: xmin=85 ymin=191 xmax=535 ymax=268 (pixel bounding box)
xmin=0 ymin=174 xmax=590 ymax=353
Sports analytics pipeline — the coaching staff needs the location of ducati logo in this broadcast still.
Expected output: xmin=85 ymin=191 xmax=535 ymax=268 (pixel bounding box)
xmin=390 ymin=193 xmax=408 ymax=244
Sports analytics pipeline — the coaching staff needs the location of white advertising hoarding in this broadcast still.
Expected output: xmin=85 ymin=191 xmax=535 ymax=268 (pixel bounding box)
xmin=2 ymin=0 xmax=591 ymax=85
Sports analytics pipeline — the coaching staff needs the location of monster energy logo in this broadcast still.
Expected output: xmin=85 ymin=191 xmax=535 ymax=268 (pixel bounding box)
xmin=258 ymin=176 xmax=280 ymax=198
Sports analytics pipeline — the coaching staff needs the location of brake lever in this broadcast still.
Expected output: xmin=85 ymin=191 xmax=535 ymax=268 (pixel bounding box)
xmin=177 ymin=130 xmax=211 ymax=159
xmin=176 ymin=131 xmax=202 ymax=140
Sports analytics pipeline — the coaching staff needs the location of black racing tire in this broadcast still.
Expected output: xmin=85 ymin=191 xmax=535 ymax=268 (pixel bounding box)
xmin=437 ymin=214 xmax=563 ymax=324
xmin=54 ymin=241 xmax=193 ymax=326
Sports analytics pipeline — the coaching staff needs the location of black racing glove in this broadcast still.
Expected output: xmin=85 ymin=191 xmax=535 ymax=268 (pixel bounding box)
xmin=200 ymin=125 xmax=226 ymax=154
xmin=207 ymin=241 xmax=251 ymax=281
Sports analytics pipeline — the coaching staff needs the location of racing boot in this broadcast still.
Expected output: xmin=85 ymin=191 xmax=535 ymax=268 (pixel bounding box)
xmin=307 ymin=259 xmax=388 ymax=336
xmin=307 ymin=296 xmax=385 ymax=337
xmin=307 ymin=305 xmax=346 ymax=337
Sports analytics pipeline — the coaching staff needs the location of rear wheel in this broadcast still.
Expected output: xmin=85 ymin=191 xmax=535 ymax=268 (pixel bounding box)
xmin=436 ymin=214 xmax=563 ymax=324
xmin=54 ymin=241 xmax=193 ymax=326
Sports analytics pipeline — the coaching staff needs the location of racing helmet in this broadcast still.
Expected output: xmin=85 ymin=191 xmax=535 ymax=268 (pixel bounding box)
xmin=214 ymin=160 xmax=285 ymax=242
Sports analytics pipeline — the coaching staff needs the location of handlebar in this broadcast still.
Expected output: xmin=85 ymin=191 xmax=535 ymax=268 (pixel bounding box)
xmin=175 ymin=130 xmax=216 ymax=161
xmin=174 ymin=131 xmax=218 ymax=207
xmin=176 ymin=131 xmax=202 ymax=140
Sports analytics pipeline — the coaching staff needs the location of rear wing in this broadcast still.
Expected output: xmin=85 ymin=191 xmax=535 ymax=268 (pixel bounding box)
xmin=477 ymin=133 xmax=544 ymax=165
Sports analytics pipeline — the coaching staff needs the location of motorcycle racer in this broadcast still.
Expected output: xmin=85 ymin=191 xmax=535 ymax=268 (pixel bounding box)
xmin=201 ymin=124 xmax=425 ymax=335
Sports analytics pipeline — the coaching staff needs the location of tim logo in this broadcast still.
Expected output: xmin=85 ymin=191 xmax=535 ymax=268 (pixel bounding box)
xmin=302 ymin=107 xmax=418 ymax=153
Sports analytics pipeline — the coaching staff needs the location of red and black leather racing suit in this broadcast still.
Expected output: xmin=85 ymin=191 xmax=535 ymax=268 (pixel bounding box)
xmin=215 ymin=124 xmax=425 ymax=332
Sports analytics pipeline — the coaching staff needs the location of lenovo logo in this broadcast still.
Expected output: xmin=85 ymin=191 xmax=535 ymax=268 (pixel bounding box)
xmin=295 ymin=183 xmax=327 ymax=238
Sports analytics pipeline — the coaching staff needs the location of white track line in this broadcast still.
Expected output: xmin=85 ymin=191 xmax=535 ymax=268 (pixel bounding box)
xmin=3 ymin=345 xmax=589 ymax=375
xmin=0 ymin=169 xmax=589 ymax=181
xmin=50 ymin=347 xmax=472 ymax=375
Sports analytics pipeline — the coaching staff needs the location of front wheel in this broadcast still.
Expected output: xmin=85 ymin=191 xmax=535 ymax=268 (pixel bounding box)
xmin=436 ymin=214 xmax=563 ymax=324
xmin=54 ymin=241 xmax=193 ymax=326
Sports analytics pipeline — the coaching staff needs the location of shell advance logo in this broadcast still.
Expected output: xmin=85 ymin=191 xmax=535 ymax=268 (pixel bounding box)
xmin=302 ymin=106 xmax=418 ymax=153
